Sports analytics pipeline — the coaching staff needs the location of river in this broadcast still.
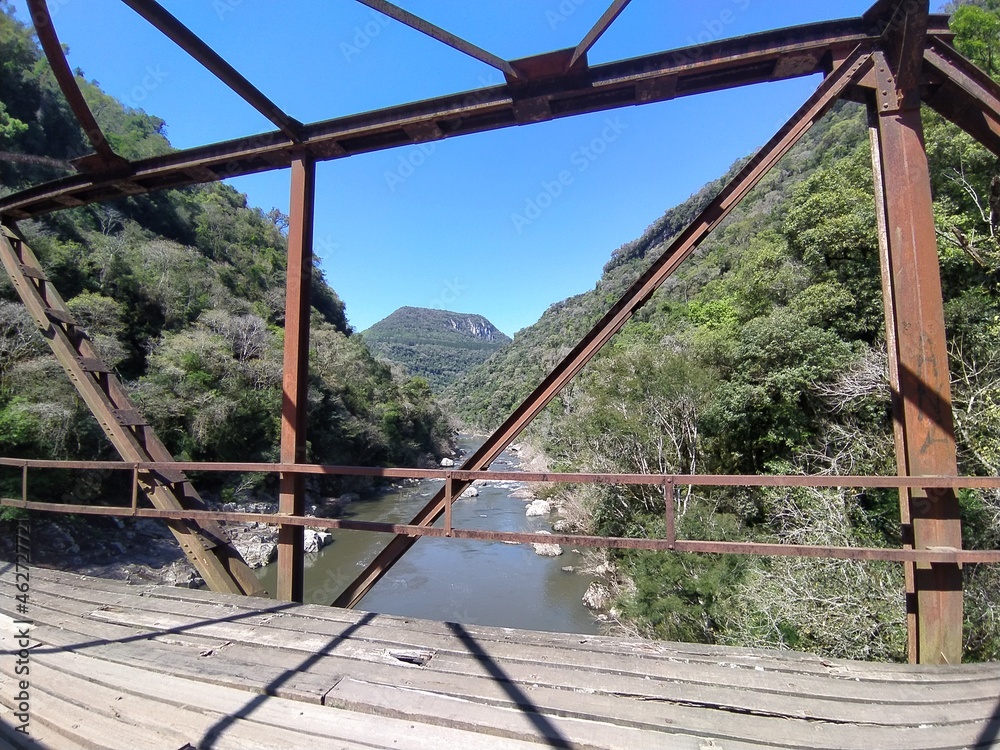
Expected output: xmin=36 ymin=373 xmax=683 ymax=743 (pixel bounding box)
xmin=256 ymin=435 xmax=600 ymax=634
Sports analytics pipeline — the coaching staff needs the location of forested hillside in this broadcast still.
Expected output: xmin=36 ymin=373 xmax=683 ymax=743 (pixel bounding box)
xmin=449 ymin=6 xmax=1000 ymax=661
xmin=0 ymin=3 xmax=452 ymax=507
xmin=362 ymin=306 xmax=510 ymax=391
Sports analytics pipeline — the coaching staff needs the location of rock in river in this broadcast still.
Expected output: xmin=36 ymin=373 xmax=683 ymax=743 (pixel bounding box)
xmin=525 ymin=499 xmax=552 ymax=517
xmin=304 ymin=529 xmax=333 ymax=554
xmin=582 ymin=581 xmax=613 ymax=611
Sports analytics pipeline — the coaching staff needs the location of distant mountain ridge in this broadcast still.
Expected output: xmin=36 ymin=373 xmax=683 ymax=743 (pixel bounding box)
xmin=361 ymin=307 xmax=511 ymax=391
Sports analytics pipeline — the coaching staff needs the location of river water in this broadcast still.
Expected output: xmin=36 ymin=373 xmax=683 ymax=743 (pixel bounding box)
xmin=257 ymin=436 xmax=600 ymax=634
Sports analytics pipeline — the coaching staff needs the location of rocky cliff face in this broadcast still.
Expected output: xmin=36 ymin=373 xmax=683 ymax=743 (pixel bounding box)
xmin=446 ymin=315 xmax=504 ymax=342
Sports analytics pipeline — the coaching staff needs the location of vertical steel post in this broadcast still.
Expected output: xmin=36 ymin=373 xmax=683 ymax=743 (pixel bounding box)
xmin=664 ymin=477 xmax=676 ymax=550
xmin=869 ymin=104 xmax=918 ymax=662
xmin=869 ymin=41 xmax=964 ymax=662
xmin=277 ymin=153 xmax=315 ymax=603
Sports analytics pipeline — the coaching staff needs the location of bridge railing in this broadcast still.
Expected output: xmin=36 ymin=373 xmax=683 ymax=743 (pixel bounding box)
xmin=2 ymin=456 xmax=999 ymax=566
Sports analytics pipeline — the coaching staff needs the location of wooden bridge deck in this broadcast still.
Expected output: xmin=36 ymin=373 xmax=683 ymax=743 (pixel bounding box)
xmin=0 ymin=568 xmax=997 ymax=749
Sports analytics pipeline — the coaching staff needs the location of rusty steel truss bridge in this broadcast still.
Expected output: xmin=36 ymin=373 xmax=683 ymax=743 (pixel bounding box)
xmin=3 ymin=0 xmax=1000 ymax=667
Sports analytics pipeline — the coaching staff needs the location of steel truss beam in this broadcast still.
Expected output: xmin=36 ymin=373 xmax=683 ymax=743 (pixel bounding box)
xmin=25 ymin=0 xmax=128 ymax=173
xmin=0 ymin=17 xmax=952 ymax=221
xmin=0 ymin=225 xmax=265 ymax=597
xmin=922 ymin=38 xmax=1000 ymax=158
xmin=868 ymin=100 xmax=919 ymax=662
xmin=355 ymin=0 xmax=517 ymax=80
xmin=332 ymin=47 xmax=876 ymax=609
xmin=120 ymin=0 xmax=303 ymax=142
xmin=567 ymin=0 xmax=633 ymax=71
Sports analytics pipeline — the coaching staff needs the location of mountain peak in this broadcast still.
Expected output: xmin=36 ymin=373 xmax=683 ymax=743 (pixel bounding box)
xmin=362 ymin=307 xmax=511 ymax=391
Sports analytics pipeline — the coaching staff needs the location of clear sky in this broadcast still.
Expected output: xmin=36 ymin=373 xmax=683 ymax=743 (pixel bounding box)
xmin=9 ymin=0 xmax=924 ymax=336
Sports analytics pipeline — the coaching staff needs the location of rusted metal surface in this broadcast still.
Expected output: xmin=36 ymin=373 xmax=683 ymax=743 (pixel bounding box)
xmin=24 ymin=0 xmax=127 ymax=172
xmin=567 ymin=0 xmax=633 ymax=71
xmin=868 ymin=96 xmax=918 ymax=663
xmin=2 ymin=18 xmax=956 ymax=220
xmin=4 ymin=495 xmax=1000 ymax=565
xmin=869 ymin=1 xmax=963 ymax=666
xmin=0 ymin=226 xmax=265 ymax=597
xmin=922 ymin=40 xmax=1000 ymax=158
xmin=121 ymin=0 xmax=303 ymax=142
xmin=664 ymin=478 xmax=676 ymax=550
xmin=6 ymin=454 xmax=1000 ymax=489
xmin=355 ymin=0 xmax=517 ymax=79
xmin=276 ymin=154 xmax=315 ymax=603
xmin=334 ymin=49 xmax=876 ymax=610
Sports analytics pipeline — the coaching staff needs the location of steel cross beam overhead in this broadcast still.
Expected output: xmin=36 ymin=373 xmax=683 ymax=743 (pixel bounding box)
xmin=0 ymin=15 xmax=952 ymax=221
xmin=354 ymin=0 xmax=518 ymax=80
xmin=24 ymin=0 xmax=128 ymax=174
xmin=120 ymin=0 xmax=304 ymax=142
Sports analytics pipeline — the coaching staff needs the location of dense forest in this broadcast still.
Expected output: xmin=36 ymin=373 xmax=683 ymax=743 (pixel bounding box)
xmin=0 ymin=2 xmax=453 ymax=508
xmin=361 ymin=306 xmax=510 ymax=392
xmin=448 ymin=3 xmax=1000 ymax=660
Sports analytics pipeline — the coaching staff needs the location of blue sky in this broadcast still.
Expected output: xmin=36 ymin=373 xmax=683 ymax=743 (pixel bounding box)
xmin=10 ymin=1 xmax=918 ymax=335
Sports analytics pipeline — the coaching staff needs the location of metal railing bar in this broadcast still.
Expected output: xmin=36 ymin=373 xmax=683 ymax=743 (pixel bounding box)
xmin=2 ymin=456 xmax=1000 ymax=489
xmin=3 ymin=496 xmax=999 ymax=565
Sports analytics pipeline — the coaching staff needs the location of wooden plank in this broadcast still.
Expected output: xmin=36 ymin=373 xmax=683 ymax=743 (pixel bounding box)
xmin=78 ymin=594 xmax=1000 ymax=705
xmin=70 ymin=598 xmax=1000 ymax=735
xmin=33 ymin=622 xmax=338 ymax=705
xmin=0 ymin=712 xmax=88 ymax=750
xmin=0 ymin=663 xmax=193 ymax=749
xmin=12 ymin=575 xmax=1000 ymax=714
xmin=326 ymin=676 xmax=996 ymax=750
xmin=0 ymin=590 xmax=227 ymax=652
xmin=0 ymin=641 xmax=342 ymax=749
xmin=12 ymin=635 xmax=554 ymax=750
xmin=6 ymin=573 xmax=1000 ymax=748
xmin=9 ymin=572 xmax=1000 ymax=729
xmin=326 ymin=677 xmax=732 ymax=750
xmin=32 ymin=569 xmax=1000 ymax=681
xmin=38 ymin=610 xmax=982 ymax=742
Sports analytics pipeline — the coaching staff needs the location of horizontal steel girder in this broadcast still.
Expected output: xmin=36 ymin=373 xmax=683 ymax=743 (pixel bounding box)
xmin=0 ymin=16 xmax=950 ymax=220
